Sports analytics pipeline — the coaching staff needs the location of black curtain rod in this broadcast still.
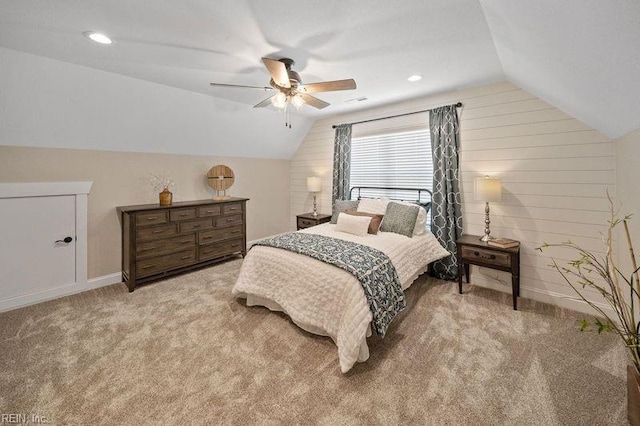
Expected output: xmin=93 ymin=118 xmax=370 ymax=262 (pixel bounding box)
xmin=332 ymin=102 xmax=462 ymax=129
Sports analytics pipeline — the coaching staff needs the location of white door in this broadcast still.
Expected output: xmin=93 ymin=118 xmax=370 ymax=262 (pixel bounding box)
xmin=0 ymin=195 xmax=76 ymax=300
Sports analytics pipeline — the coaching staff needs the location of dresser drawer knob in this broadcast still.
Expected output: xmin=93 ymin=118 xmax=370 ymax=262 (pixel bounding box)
xmin=141 ymin=264 xmax=155 ymax=269
xmin=181 ymin=255 xmax=191 ymax=260
xmin=180 ymin=213 xmax=189 ymax=217
xmin=231 ymin=230 xmax=240 ymax=234
xmin=202 ymin=236 xmax=212 ymax=240
xmin=180 ymin=240 xmax=191 ymax=244
xmin=193 ymin=224 xmax=201 ymax=228
xmin=226 ymin=218 xmax=234 ymax=222
xmin=147 ymin=216 xmax=158 ymax=220
xmin=152 ymin=229 xmax=165 ymax=234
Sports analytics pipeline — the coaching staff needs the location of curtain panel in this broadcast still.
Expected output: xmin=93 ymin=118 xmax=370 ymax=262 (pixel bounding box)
xmin=429 ymin=105 xmax=463 ymax=280
xmin=332 ymin=124 xmax=353 ymax=203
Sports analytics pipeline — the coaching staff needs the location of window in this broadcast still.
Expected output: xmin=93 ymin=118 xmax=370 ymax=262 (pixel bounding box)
xmin=349 ymin=128 xmax=432 ymax=203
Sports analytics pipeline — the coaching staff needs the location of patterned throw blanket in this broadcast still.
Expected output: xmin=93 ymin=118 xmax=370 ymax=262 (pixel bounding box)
xmin=253 ymin=233 xmax=406 ymax=337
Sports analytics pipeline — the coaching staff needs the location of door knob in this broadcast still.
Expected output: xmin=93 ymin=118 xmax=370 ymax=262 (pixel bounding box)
xmin=55 ymin=236 xmax=73 ymax=244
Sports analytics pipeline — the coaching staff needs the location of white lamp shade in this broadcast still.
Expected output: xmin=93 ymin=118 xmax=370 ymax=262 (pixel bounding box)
xmin=307 ymin=177 xmax=322 ymax=193
xmin=291 ymin=95 xmax=305 ymax=109
xmin=474 ymin=177 xmax=502 ymax=202
xmin=271 ymin=92 xmax=287 ymax=109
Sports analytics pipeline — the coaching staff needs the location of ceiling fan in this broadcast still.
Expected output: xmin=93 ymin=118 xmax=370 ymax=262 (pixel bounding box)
xmin=210 ymin=57 xmax=357 ymax=127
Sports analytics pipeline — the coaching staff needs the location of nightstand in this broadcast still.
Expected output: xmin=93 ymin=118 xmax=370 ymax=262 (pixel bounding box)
xmin=297 ymin=213 xmax=331 ymax=230
xmin=456 ymin=234 xmax=521 ymax=310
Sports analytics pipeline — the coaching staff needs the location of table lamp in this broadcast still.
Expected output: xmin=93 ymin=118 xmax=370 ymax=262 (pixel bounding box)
xmin=307 ymin=177 xmax=322 ymax=217
xmin=474 ymin=176 xmax=502 ymax=241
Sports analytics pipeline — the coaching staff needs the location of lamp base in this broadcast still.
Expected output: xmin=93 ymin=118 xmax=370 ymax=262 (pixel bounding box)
xmin=480 ymin=202 xmax=494 ymax=242
xmin=312 ymin=193 xmax=318 ymax=217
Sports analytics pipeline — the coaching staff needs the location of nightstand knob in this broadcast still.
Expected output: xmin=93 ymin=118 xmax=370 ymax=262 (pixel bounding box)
xmin=474 ymin=251 xmax=496 ymax=260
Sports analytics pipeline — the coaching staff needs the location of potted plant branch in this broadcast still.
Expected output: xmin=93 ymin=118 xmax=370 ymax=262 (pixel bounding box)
xmin=538 ymin=195 xmax=639 ymax=425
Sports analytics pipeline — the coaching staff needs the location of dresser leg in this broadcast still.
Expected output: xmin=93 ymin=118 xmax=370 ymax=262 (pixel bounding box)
xmin=458 ymin=263 xmax=463 ymax=294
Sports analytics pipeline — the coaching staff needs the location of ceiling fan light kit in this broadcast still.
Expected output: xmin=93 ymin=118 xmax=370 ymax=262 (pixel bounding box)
xmin=210 ymin=57 xmax=356 ymax=128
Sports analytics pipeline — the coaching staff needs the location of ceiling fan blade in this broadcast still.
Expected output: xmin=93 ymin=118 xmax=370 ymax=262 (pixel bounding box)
xmin=210 ymin=82 xmax=272 ymax=90
xmin=299 ymin=93 xmax=330 ymax=109
xmin=253 ymin=95 xmax=274 ymax=108
xmin=300 ymin=79 xmax=356 ymax=94
xmin=262 ymin=57 xmax=290 ymax=88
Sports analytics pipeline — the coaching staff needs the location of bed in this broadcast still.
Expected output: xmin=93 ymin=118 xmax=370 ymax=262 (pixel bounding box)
xmin=232 ymin=187 xmax=450 ymax=373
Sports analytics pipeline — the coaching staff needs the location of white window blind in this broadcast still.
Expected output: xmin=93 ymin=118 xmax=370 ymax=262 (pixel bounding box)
xmin=349 ymin=128 xmax=432 ymax=202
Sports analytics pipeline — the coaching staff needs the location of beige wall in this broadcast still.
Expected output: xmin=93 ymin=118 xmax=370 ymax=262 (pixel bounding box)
xmin=290 ymin=81 xmax=615 ymax=312
xmin=0 ymin=145 xmax=290 ymax=279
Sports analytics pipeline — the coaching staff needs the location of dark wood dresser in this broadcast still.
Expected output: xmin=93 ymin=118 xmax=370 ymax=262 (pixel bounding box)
xmin=117 ymin=198 xmax=248 ymax=291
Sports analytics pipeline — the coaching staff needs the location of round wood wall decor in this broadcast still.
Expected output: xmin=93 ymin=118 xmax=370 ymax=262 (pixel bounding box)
xmin=207 ymin=165 xmax=235 ymax=199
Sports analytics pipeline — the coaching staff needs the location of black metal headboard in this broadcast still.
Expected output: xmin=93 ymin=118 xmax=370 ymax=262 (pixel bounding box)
xmin=349 ymin=186 xmax=432 ymax=214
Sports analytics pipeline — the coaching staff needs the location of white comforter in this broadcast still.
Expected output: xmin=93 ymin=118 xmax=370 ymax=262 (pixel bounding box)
xmin=232 ymin=223 xmax=450 ymax=373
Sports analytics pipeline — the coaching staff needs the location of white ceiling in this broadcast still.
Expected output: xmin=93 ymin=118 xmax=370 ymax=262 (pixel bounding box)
xmin=0 ymin=0 xmax=638 ymax=141
xmin=481 ymin=0 xmax=640 ymax=139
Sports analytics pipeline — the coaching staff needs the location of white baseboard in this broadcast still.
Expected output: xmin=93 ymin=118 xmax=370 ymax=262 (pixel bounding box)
xmin=0 ymin=272 xmax=122 ymax=313
xmin=87 ymin=272 xmax=122 ymax=289
xmin=468 ymin=273 xmax=615 ymax=318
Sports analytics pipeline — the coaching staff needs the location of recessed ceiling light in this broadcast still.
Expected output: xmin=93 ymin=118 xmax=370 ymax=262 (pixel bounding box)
xmin=84 ymin=32 xmax=112 ymax=45
xmin=407 ymin=75 xmax=422 ymax=82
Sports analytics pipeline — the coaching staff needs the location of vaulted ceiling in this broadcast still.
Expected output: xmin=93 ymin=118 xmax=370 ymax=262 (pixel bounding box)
xmin=1 ymin=0 xmax=638 ymax=151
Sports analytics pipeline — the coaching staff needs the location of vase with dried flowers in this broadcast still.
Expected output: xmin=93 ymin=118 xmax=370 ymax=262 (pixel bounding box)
xmin=148 ymin=174 xmax=176 ymax=206
xmin=537 ymin=193 xmax=639 ymax=425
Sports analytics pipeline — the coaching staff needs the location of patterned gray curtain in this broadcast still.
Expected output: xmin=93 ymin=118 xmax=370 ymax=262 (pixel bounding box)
xmin=429 ymin=105 xmax=463 ymax=280
xmin=332 ymin=124 xmax=352 ymax=203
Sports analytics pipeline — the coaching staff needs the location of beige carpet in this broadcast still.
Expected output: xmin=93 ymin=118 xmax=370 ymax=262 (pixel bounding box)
xmin=0 ymin=259 xmax=628 ymax=425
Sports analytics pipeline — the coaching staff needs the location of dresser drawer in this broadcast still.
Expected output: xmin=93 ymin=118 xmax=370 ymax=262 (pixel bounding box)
xmin=180 ymin=219 xmax=213 ymax=233
xmin=215 ymin=214 xmax=243 ymax=228
xmin=199 ymin=238 xmax=243 ymax=261
xmin=461 ymin=246 xmax=511 ymax=268
xmin=136 ymin=211 xmax=167 ymax=226
xmin=222 ymin=203 xmax=243 ymax=215
xmin=198 ymin=205 xmax=221 ymax=217
xmin=136 ymin=223 xmax=178 ymax=241
xmin=136 ymin=234 xmax=196 ymax=259
xmin=199 ymin=226 xmax=243 ymax=245
xmin=170 ymin=208 xmax=196 ymax=221
xmin=136 ymin=249 xmax=197 ymax=277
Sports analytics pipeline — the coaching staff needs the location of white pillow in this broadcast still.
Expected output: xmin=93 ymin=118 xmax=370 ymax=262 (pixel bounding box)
xmin=383 ymin=199 xmax=427 ymax=235
xmin=356 ymin=198 xmax=389 ymax=215
xmin=335 ymin=212 xmax=371 ymax=237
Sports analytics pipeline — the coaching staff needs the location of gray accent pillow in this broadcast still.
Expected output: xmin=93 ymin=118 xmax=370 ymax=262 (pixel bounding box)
xmin=380 ymin=202 xmax=419 ymax=237
xmin=331 ymin=200 xmax=360 ymax=224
